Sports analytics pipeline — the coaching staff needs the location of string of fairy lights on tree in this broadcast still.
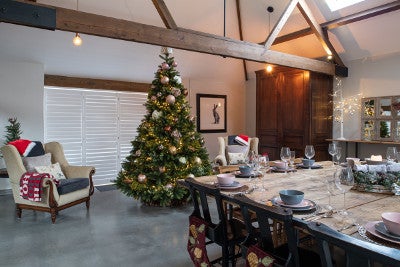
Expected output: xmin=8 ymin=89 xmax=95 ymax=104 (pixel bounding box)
xmin=332 ymin=76 xmax=362 ymax=139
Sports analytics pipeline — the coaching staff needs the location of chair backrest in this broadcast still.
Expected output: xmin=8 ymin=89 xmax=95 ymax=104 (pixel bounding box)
xmin=0 ymin=145 xmax=26 ymax=185
xmin=44 ymin=142 xmax=69 ymax=168
xmin=217 ymin=136 xmax=259 ymax=156
xmin=307 ymin=222 xmax=400 ymax=267
xmin=184 ymin=178 xmax=228 ymax=242
xmin=230 ymin=194 xmax=300 ymax=267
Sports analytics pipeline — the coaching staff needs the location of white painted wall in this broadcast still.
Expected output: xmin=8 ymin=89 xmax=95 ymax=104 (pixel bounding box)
xmin=0 ymin=61 xmax=45 ymax=143
xmin=187 ymin=78 xmax=247 ymax=160
xmin=334 ymin=52 xmax=400 ymax=159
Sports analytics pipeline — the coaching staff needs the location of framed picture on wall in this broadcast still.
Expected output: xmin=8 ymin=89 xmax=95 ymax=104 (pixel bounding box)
xmin=196 ymin=94 xmax=227 ymax=133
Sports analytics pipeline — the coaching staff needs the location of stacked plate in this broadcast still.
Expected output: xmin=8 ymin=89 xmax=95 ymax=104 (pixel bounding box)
xmin=216 ymin=181 xmax=243 ymax=189
xmin=235 ymin=171 xmax=256 ymax=178
xmin=270 ymin=196 xmax=316 ymax=212
xmin=364 ymin=221 xmax=400 ymax=245
xmin=296 ymin=163 xmax=322 ymax=169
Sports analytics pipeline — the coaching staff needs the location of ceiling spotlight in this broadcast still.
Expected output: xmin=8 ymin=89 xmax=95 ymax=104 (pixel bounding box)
xmin=327 ymin=54 xmax=333 ymax=60
xmin=72 ymin=33 xmax=82 ymax=46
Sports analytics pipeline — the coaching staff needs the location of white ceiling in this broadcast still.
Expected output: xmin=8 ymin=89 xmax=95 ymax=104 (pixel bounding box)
xmin=0 ymin=0 xmax=399 ymax=84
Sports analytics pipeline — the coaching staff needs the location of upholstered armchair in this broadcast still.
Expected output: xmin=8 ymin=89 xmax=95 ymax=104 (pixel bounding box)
xmin=214 ymin=136 xmax=259 ymax=166
xmin=1 ymin=141 xmax=95 ymax=223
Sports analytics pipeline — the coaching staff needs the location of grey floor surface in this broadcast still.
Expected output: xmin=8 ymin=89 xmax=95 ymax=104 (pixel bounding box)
xmin=0 ymin=188 xmax=224 ymax=267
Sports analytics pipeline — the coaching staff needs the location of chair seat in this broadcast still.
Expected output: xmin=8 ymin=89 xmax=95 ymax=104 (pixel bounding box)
xmin=57 ymin=178 xmax=89 ymax=195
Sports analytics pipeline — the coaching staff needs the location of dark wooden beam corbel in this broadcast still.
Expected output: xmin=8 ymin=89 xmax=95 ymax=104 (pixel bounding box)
xmin=151 ymin=0 xmax=177 ymax=29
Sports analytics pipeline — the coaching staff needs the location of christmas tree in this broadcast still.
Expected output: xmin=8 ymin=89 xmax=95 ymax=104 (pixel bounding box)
xmin=115 ymin=47 xmax=212 ymax=207
xmin=4 ymin=117 xmax=22 ymax=144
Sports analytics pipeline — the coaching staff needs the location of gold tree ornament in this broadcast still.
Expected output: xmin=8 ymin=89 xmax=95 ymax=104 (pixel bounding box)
xmin=137 ymin=174 xmax=147 ymax=183
xmin=169 ymin=146 xmax=177 ymax=154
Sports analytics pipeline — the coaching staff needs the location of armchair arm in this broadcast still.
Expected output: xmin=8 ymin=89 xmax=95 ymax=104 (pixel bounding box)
xmin=63 ymin=165 xmax=95 ymax=196
xmin=214 ymin=155 xmax=227 ymax=166
xmin=41 ymin=177 xmax=60 ymax=207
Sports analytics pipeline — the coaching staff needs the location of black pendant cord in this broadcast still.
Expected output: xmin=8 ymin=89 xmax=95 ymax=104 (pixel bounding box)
xmin=223 ymin=0 xmax=226 ymax=37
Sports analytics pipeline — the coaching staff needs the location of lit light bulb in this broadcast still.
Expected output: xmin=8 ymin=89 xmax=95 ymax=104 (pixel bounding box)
xmin=265 ymin=65 xmax=273 ymax=72
xmin=327 ymin=54 xmax=333 ymax=60
xmin=72 ymin=33 xmax=82 ymax=46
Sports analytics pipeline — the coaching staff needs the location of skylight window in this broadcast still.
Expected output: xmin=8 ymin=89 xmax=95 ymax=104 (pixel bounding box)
xmin=325 ymin=0 xmax=365 ymax=11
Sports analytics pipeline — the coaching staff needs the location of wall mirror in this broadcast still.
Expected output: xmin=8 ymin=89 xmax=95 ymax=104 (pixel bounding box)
xmin=362 ymin=98 xmax=375 ymax=118
xmin=378 ymin=98 xmax=392 ymax=117
xmin=361 ymin=95 xmax=400 ymax=142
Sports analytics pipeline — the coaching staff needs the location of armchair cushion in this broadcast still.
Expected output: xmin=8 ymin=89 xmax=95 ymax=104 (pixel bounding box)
xmin=27 ymin=141 xmax=45 ymax=157
xmin=8 ymin=139 xmax=36 ymax=156
xmin=57 ymin=178 xmax=89 ymax=195
xmin=35 ymin=162 xmax=66 ymax=180
xmin=228 ymin=152 xmax=248 ymax=165
xmin=22 ymin=153 xmax=52 ymax=172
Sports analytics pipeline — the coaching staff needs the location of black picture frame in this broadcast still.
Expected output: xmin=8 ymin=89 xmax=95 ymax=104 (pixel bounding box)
xmin=196 ymin=94 xmax=227 ymax=133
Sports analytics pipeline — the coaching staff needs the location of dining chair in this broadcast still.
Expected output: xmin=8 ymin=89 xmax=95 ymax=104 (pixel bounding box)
xmin=183 ymin=177 xmax=247 ymax=267
xmin=230 ymin=194 xmax=321 ymax=267
xmin=307 ymin=221 xmax=400 ymax=267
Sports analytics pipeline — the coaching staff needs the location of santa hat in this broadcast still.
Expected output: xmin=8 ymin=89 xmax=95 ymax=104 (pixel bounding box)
xmin=8 ymin=139 xmax=36 ymax=157
xmin=235 ymin=134 xmax=249 ymax=146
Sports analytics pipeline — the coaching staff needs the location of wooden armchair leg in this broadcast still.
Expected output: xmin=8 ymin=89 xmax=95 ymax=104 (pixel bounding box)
xmin=50 ymin=209 xmax=57 ymax=224
xmin=86 ymin=199 xmax=90 ymax=209
xmin=16 ymin=205 xmax=22 ymax=218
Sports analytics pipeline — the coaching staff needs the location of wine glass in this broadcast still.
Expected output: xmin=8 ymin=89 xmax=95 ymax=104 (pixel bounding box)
xmin=257 ymin=166 xmax=267 ymax=191
xmin=334 ymin=166 xmax=354 ymax=216
xmin=335 ymin=147 xmax=342 ymax=165
xmin=304 ymin=145 xmax=315 ymax=170
xmin=326 ymin=172 xmax=341 ymax=211
xmin=328 ymin=143 xmax=338 ymax=166
xmin=289 ymin=151 xmax=296 ymax=168
xmin=280 ymin=147 xmax=291 ymax=174
xmin=386 ymin=147 xmax=397 ymax=163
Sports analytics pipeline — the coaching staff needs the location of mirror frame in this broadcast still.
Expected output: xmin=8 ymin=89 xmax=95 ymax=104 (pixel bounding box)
xmin=361 ymin=96 xmax=400 ymax=141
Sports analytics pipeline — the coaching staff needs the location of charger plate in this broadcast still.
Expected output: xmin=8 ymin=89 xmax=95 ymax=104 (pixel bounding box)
xmin=270 ymin=196 xmax=316 ymax=212
xmin=365 ymin=221 xmax=400 ymax=245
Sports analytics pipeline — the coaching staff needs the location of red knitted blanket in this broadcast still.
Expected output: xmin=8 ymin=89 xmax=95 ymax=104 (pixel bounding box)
xmin=20 ymin=172 xmax=59 ymax=202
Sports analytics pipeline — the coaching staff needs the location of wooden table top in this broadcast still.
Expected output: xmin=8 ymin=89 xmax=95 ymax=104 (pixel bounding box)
xmin=195 ymin=161 xmax=400 ymax=249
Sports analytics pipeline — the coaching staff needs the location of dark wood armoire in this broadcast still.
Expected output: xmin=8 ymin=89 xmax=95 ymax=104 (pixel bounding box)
xmin=256 ymin=66 xmax=333 ymax=161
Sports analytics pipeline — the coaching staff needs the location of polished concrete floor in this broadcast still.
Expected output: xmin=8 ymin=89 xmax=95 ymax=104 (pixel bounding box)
xmin=0 ymin=188 xmax=227 ymax=267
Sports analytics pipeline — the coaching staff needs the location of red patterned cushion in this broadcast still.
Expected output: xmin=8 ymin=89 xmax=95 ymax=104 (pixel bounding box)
xmin=246 ymin=244 xmax=275 ymax=267
xmin=187 ymin=215 xmax=211 ymax=267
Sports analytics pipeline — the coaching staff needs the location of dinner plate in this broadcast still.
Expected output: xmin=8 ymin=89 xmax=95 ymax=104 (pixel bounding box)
xmin=271 ymin=167 xmax=296 ymax=173
xmin=374 ymin=221 xmax=400 ymax=242
xmin=296 ymin=164 xmax=322 ymax=169
xmin=216 ymin=181 xmax=243 ymax=189
xmin=270 ymin=196 xmax=316 ymax=211
xmin=235 ymin=171 xmax=257 ymax=178
xmin=365 ymin=221 xmax=400 ymax=245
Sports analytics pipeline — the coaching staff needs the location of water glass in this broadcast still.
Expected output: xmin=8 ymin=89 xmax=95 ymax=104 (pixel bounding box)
xmin=334 ymin=166 xmax=354 ymax=215
xmin=289 ymin=151 xmax=296 ymax=167
xmin=280 ymin=147 xmax=291 ymax=174
xmin=328 ymin=143 xmax=338 ymax=166
xmin=305 ymin=145 xmax=315 ymax=169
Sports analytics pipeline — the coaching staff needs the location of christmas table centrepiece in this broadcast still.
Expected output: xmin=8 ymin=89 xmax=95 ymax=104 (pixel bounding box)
xmin=114 ymin=47 xmax=212 ymax=207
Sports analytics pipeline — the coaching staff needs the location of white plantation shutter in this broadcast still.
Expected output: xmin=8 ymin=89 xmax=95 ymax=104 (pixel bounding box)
xmin=44 ymin=86 xmax=147 ymax=185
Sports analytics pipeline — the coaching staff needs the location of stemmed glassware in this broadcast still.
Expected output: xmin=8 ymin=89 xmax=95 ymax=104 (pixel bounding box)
xmin=328 ymin=143 xmax=337 ymax=166
xmin=280 ymin=147 xmax=291 ymax=174
xmin=326 ymin=173 xmax=340 ymax=211
xmin=289 ymin=151 xmax=296 ymax=168
xmin=386 ymin=147 xmax=397 ymax=163
xmin=334 ymin=166 xmax=354 ymax=216
xmin=304 ymin=145 xmax=315 ymax=170
xmin=335 ymin=147 xmax=342 ymax=165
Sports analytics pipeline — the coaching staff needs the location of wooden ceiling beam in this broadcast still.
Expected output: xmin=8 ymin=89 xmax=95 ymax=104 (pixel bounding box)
xmin=297 ymin=0 xmax=344 ymax=66
xmin=10 ymin=1 xmax=340 ymax=76
xmin=151 ymin=0 xmax=177 ymax=29
xmin=263 ymin=0 xmax=299 ymax=50
xmin=273 ymin=1 xmax=400 ymax=45
xmin=235 ymin=0 xmax=248 ymax=81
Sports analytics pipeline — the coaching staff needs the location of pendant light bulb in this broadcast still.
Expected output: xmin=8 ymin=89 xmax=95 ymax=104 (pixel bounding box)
xmin=266 ymin=65 xmax=273 ymax=73
xmin=73 ymin=33 xmax=82 ymax=46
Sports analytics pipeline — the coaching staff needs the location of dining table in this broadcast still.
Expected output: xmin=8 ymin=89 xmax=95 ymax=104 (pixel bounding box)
xmin=194 ymin=161 xmax=400 ymax=249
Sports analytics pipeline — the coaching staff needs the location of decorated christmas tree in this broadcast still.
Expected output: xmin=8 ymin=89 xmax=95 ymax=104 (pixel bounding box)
xmin=115 ymin=47 xmax=212 ymax=207
xmin=4 ymin=117 xmax=22 ymax=144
